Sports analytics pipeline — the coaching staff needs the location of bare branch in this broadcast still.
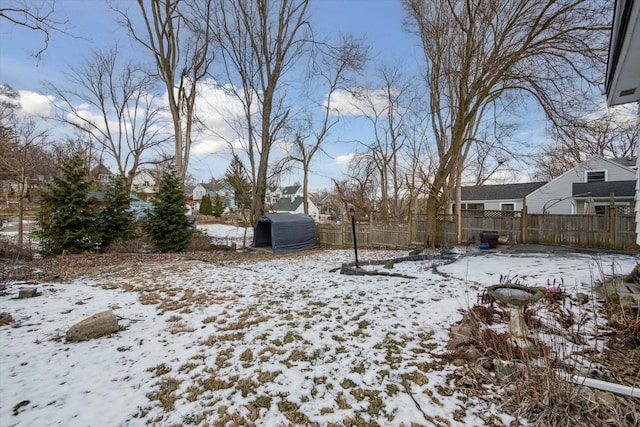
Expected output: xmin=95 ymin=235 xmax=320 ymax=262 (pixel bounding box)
xmin=0 ymin=0 xmax=69 ymax=59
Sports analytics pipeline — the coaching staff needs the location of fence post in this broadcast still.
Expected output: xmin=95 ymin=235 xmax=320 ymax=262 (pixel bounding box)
xmin=342 ymin=222 xmax=347 ymax=247
xmin=407 ymin=210 xmax=413 ymax=246
xmin=609 ymin=192 xmax=616 ymax=248
xmin=521 ymin=195 xmax=528 ymax=244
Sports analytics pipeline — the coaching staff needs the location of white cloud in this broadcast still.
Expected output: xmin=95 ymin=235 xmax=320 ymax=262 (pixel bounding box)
xmin=160 ymin=78 xmax=250 ymax=162
xmin=17 ymin=90 xmax=54 ymax=118
xmin=64 ymin=107 xmax=109 ymax=133
xmin=190 ymin=137 xmax=231 ymax=157
xmin=329 ymin=88 xmax=400 ymax=117
xmin=335 ymin=152 xmax=357 ymax=165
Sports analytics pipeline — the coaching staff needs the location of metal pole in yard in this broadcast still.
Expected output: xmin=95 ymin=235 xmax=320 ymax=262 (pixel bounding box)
xmin=349 ymin=205 xmax=359 ymax=268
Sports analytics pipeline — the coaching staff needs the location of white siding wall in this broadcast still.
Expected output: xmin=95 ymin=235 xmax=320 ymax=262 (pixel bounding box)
xmin=132 ymin=170 xmax=155 ymax=187
xmin=193 ymin=185 xmax=206 ymax=200
xmin=283 ymin=200 xmax=319 ymax=217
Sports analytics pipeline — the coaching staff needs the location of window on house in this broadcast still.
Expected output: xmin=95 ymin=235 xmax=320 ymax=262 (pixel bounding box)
xmin=466 ymin=203 xmax=484 ymax=210
xmin=501 ymin=203 xmax=515 ymax=211
xmin=586 ymin=171 xmax=605 ymax=182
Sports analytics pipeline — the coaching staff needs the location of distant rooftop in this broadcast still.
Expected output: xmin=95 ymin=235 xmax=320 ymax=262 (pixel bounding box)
xmin=461 ymin=182 xmax=548 ymax=201
xmin=610 ymin=156 xmax=637 ymax=169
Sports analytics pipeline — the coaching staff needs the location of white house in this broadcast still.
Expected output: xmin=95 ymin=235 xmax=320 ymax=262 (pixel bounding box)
xmin=271 ymin=195 xmax=319 ymax=218
xmin=264 ymin=187 xmax=281 ymax=207
xmin=525 ymin=156 xmax=636 ymax=214
xmin=131 ymin=169 xmax=157 ymax=195
xmin=604 ymin=0 xmax=639 ymax=244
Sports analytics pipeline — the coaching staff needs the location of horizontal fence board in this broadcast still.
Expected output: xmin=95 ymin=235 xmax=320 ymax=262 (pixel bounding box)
xmin=316 ymin=212 xmax=637 ymax=250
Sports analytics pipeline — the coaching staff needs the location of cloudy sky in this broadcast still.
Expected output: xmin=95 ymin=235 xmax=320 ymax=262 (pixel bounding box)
xmin=0 ymin=0 xmax=590 ymax=190
xmin=1 ymin=0 xmax=432 ymax=190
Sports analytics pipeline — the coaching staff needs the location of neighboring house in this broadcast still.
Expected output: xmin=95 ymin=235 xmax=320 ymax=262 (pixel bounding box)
xmin=90 ymin=163 xmax=115 ymax=188
xmin=184 ymin=184 xmax=196 ymax=215
xmin=315 ymin=193 xmax=341 ymax=220
xmin=604 ymin=0 xmax=639 ymax=244
xmin=458 ymin=182 xmax=548 ymax=213
xmin=129 ymin=193 xmax=153 ymax=209
xmin=264 ymin=184 xmax=303 ymax=208
xmin=184 ymin=184 xmax=195 ymax=199
xmin=131 ymin=169 xmax=157 ymax=195
xmin=271 ymin=196 xmax=319 ymax=217
xmin=193 ymin=180 xmax=238 ymax=212
xmin=264 ymin=187 xmax=281 ymax=207
xmin=1 ymin=174 xmax=49 ymax=204
xmin=129 ymin=193 xmax=154 ymax=219
xmin=86 ymin=191 xmax=154 ymax=219
xmin=457 ymin=157 xmax=636 ymax=215
xmin=525 ymin=156 xmax=636 ymax=214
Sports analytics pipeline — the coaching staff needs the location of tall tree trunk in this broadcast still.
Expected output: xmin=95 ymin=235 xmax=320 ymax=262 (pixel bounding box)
xmin=303 ymin=160 xmax=309 ymax=214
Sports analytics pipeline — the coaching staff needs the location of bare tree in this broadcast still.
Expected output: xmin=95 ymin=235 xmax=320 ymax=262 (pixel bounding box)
xmin=0 ymin=85 xmax=20 ymax=145
xmin=0 ymin=90 xmax=50 ymax=251
xmin=350 ymin=64 xmax=415 ymax=220
xmin=332 ymin=154 xmax=379 ymax=220
xmin=210 ymin=0 xmax=311 ymax=225
xmin=119 ymin=0 xmax=214 ymax=180
xmin=404 ymin=0 xmax=610 ymax=246
xmin=13 ymin=122 xmax=49 ymax=251
xmin=0 ymin=0 xmax=68 ymax=59
xmin=49 ymin=131 xmax=97 ymax=173
xmin=401 ymin=105 xmax=434 ymax=216
xmin=535 ymin=104 xmax=638 ymax=180
xmin=313 ymin=188 xmax=343 ymax=219
xmin=279 ymin=35 xmax=367 ymax=214
xmin=47 ymin=47 xmax=169 ymax=191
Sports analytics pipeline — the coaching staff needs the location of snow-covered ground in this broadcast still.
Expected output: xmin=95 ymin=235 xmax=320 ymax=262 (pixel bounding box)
xmin=0 ymin=225 xmax=638 ymax=426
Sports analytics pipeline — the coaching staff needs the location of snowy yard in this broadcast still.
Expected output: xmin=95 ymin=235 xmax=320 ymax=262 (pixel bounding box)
xmin=1 ymin=224 xmax=638 ymax=426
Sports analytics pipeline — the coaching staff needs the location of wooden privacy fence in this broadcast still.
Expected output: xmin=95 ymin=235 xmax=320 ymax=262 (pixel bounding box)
xmin=316 ymin=210 xmax=637 ymax=251
xmin=315 ymin=222 xmax=408 ymax=249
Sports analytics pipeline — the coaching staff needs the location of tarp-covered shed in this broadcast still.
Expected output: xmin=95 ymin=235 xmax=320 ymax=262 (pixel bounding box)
xmin=253 ymin=213 xmax=317 ymax=254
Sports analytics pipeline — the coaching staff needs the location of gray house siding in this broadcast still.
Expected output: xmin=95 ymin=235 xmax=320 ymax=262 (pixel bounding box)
xmin=458 ymin=182 xmax=547 ymax=212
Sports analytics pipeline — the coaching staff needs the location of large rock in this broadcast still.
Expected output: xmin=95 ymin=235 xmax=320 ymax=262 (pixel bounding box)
xmin=66 ymin=310 xmax=119 ymax=342
xmin=18 ymin=287 xmax=38 ymax=298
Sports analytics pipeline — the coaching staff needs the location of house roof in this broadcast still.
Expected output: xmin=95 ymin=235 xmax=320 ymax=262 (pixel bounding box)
xmin=272 ymin=196 xmax=304 ymax=212
xmin=198 ymin=180 xmax=233 ymax=192
xmin=134 ymin=169 xmax=157 ymax=179
xmin=605 ymin=0 xmax=640 ymax=106
xmin=90 ymin=164 xmax=114 ymax=177
xmin=281 ymin=185 xmax=301 ymax=196
xmin=461 ymin=182 xmax=547 ymax=201
xmin=573 ymin=180 xmax=636 ymax=198
xmin=610 ymin=156 xmax=638 ymax=169
xmin=183 ymin=185 xmax=195 ymax=196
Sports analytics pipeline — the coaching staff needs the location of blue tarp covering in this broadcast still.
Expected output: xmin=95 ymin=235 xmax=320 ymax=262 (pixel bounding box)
xmin=253 ymin=213 xmax=317 ymax=254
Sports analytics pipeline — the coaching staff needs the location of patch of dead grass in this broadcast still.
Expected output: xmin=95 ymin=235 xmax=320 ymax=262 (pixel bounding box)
xmin=146 ymin=376 xmax=182 ymax=410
